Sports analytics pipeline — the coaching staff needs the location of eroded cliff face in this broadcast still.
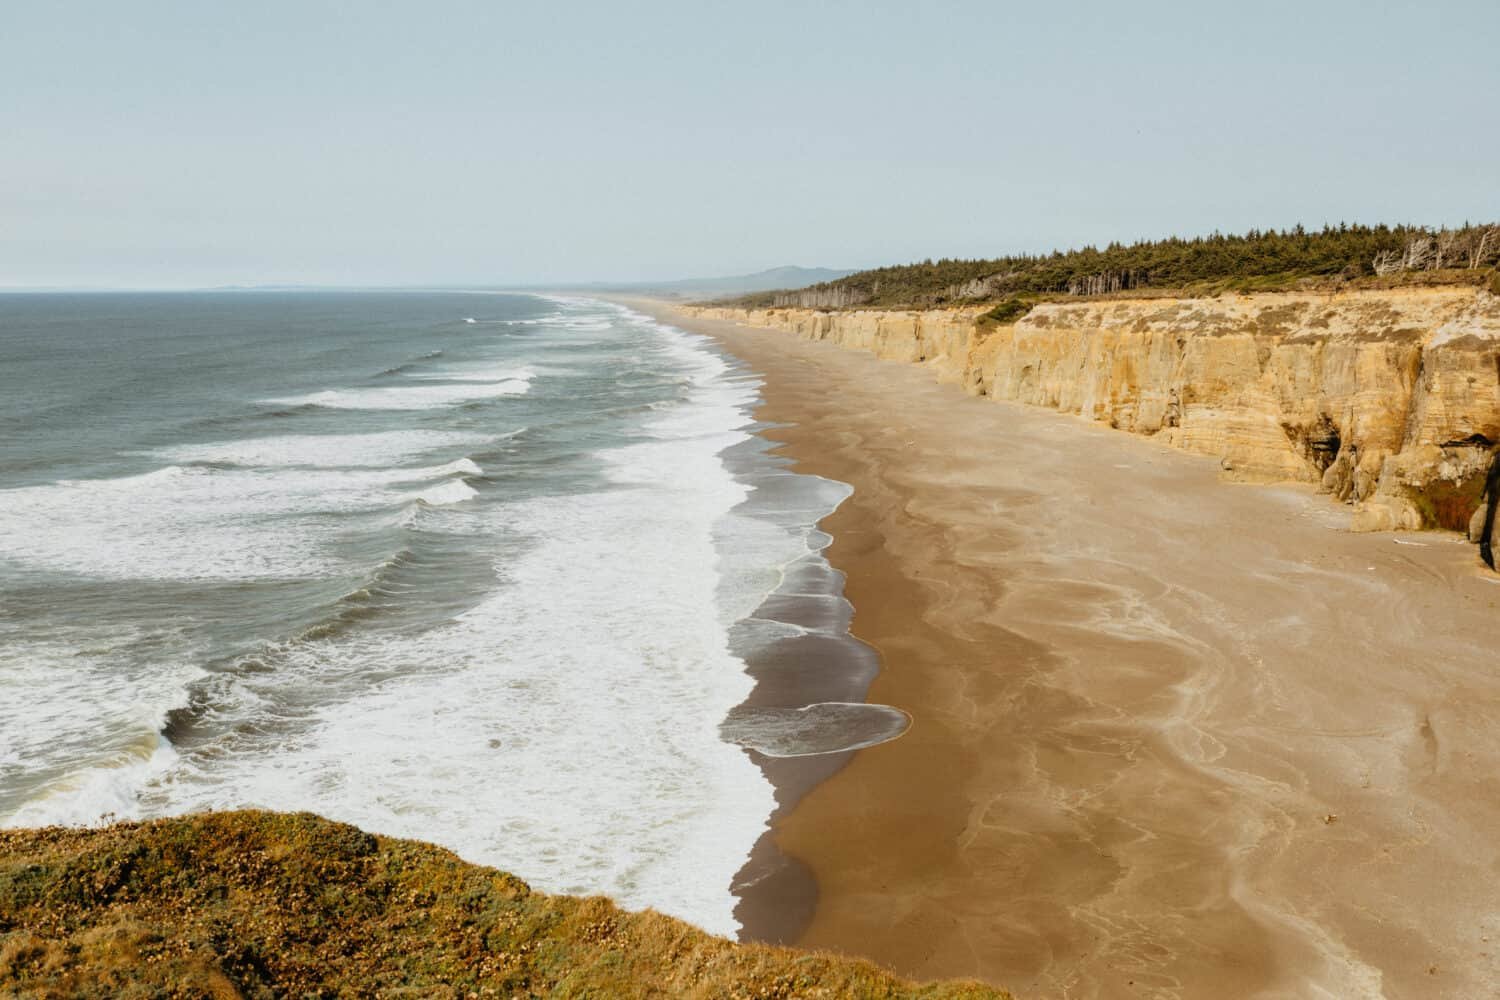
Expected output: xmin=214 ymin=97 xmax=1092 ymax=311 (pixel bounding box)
xmin=691 ymin=288 xmax=1500 ymax=535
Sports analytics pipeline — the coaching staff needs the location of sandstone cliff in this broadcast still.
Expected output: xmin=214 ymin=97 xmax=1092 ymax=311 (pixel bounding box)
xmin=691 ymin=288 xmax=1500 ymax=543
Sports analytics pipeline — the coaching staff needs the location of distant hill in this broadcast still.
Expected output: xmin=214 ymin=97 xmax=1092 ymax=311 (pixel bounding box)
xmin=584 ymin=265 xmax=855 ymax=300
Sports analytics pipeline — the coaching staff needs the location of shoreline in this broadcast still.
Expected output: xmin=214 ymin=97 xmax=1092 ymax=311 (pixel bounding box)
xmin=657 ymin=304 xmax=898 ymax=945
xmin=647 ymin=299 xmax=1500 ymax=999
xmin=710 ymin=381 xmax=871 ymax=946
xmin=613 ymin=296 xmax=896 ymax=945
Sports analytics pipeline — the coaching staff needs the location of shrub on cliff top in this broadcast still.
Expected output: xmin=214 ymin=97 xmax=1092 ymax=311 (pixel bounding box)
xmin=0 ymin=811 xmax=1010 ymax=999
xmin=981 ymin=297 xmax=1033 ymax=325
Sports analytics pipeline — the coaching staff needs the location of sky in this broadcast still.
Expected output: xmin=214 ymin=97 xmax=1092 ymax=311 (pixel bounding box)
xmin=3 ymin=0 xmax=1498 ymax=288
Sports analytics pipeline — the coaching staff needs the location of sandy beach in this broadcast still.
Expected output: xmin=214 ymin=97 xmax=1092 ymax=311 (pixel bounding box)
xmin=642 ymin=301 xmax=1500 ymax=1000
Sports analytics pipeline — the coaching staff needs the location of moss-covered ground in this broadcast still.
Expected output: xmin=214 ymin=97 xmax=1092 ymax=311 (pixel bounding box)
xmin=0 ymin=811 xmax=1010 ymax=999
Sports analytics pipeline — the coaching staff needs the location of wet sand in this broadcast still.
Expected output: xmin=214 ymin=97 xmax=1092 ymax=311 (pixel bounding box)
xmin=640 ymin=300 xmax=1500 ymax=1000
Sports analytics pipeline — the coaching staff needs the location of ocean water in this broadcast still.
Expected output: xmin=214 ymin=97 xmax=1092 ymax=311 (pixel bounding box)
xmin=0 ymin=291 xmax=898 ymax=936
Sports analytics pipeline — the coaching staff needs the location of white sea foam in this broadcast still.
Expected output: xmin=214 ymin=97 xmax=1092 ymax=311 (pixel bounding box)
xmin=159 ymin=489 xmax=768 ymax=933
xmin=411 ymin=479 xmax=479 ymax=506
xmin=153 ymin=431 xmax=497 ymax=468
xmin=265 ymin=377 xmax=530 ymax=410
xmin=0 ymin=626 xmax=203 ymax=824
xmin=403 ymin=365 xmax=538 ymax=384
xmin=0 ymin=461 xmax=482 ymax=580
xmin=439 ymin=457 xmax=484 ymax=476
xmin=7 ymin=737 xmax=180 ymax=828
xmin=119 ymin=342 xmax=770 ymax=934
xmin=605 ymin=309 xmax=857 ymax=634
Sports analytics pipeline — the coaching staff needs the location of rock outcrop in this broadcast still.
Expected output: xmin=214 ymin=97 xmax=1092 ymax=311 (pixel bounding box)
xmin=691 ymin=288 xmax=1500 ymax=542
xmin=1470 ymin=452 xmax=1500 ymax=567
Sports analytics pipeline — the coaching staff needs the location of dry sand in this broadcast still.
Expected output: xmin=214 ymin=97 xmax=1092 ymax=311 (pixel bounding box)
xmin=639 ymin=300 xmax=1500 ymax=1000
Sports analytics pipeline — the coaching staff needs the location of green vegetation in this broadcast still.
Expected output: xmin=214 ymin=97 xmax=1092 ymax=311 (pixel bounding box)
xmin=979 ymin=297 xmax=1033 ymax=325
xmin=1407 ymin=471 xmax=1490 ymax=533
xmin=727 ymin=223 xmax=1500 ymax=310
xmin=0 ymin=811 xmax=1009 ymax=999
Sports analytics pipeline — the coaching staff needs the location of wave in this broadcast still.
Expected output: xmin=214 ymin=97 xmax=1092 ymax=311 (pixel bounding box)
xmin=0 ymin=626 xmax=203 ymax=827
xmin=151 ymin=431 xmax=498 ymax=469
xmin=376 ymin=349 xmax=446 ymax=377
xmin=262 ymin=378 xmax=530 ymax=411
xmin=66 ymin=459 xmax=482 ymax=495
xmin=411 ymin=479 xmax=478 ymax=506
xmin=4 ymin=734 xmax=179 ymax=827
xmin=403 ymin=364 xmax=538 ymax=384
xmin=493 ymin=317 xmax=553 ymax=326
xmin=0 ymin=460 xmax=484 ymax=581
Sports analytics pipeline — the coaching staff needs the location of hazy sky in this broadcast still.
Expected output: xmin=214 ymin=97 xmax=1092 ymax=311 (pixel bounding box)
xmin=4 ymin=1 xmax=1497 ymax=287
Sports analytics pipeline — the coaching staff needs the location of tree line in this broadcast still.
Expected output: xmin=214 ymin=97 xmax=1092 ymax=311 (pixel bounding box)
xmin=729 ymin=223 xmax=1500 ymax=310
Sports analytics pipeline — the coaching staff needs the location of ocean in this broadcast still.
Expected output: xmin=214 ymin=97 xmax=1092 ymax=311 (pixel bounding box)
xmin=0 ymin=291 xmax=904 ymax=937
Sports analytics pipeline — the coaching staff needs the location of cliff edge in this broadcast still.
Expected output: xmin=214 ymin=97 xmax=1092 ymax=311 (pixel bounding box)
xmin=691 ymin=287 xmax=1500 ymax=550
xmin=0 ymin=811 xmax=1006 ymax=999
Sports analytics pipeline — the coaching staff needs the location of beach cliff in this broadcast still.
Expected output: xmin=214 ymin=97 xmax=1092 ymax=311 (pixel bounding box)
xmin=690 ymin=287 xmax=1500 ymax=545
